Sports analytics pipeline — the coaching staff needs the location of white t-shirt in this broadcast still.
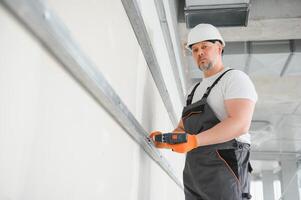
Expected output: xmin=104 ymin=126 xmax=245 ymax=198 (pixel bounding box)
xmin=189 ymin=67 xmax=258 ymax=144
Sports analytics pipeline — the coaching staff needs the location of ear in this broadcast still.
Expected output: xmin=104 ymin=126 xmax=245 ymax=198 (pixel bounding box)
xmin=217 ymin=43 xmax=223 ymax=55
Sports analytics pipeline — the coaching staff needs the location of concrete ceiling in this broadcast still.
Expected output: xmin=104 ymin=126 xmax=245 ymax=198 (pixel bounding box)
xmin=175 ymin=0 xmax=301 ymax=174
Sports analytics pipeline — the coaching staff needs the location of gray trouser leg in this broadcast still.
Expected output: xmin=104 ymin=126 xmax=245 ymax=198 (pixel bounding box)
xmin=183 ymin=141 xmax=252 ymax=200
xmin=184 ymin=185 xmax=203 ymax=200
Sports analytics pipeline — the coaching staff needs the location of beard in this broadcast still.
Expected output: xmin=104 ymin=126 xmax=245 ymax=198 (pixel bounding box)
xmin=198 ymin=61 xmax=213 ymax=71
xmin=197 ymin=53 xmax=218 ymax=72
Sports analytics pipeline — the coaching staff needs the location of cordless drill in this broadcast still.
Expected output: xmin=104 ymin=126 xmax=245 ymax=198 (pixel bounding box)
xmin=154 ymin=133 xmax=187 ymax=144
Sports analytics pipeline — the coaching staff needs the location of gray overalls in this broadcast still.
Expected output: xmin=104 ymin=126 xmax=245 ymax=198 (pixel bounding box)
xmin=182 ymin=69 xmax=252 ymax=200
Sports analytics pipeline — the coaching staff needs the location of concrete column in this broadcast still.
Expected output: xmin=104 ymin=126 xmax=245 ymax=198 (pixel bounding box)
xmin=262 ymin=170 xmax=275 ymax=200
xmin=280 ymin=159 xmax=300 ymax=200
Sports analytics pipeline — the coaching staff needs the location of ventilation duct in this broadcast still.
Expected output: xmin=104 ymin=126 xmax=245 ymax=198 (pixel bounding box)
xmin=184 ymin=0 xmax=250 ymax=28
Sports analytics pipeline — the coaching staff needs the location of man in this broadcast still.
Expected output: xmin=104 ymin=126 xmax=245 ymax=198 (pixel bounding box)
xmin=150 ymin=24 xmax=257 ymax=199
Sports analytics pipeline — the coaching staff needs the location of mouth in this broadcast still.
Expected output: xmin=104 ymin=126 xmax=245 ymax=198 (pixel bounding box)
xmin=198 ymin=58 xmax=207 ymax=63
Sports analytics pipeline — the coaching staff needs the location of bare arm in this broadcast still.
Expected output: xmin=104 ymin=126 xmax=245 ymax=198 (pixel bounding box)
xmin=172 ymin=119 xmax=185 ymax=133
xmin=196 ymin=99 xmax=255 ymax=146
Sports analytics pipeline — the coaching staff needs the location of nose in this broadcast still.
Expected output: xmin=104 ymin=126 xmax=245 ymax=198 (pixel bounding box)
xmin=195 ymin=49 xmax=204 ymax=57
xmin=194 ymin=49 xmax=204 ymax=60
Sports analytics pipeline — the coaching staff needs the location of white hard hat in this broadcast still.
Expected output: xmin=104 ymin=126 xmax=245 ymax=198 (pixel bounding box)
xmin=186 ymin=23 xmax=225 ymax=51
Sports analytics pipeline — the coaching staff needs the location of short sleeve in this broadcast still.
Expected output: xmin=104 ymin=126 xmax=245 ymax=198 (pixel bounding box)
xmin=224 ymin=70 xmax=258 ymax=102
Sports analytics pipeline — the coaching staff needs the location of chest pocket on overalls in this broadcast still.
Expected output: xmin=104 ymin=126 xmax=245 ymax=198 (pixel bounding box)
xmin=182 ymin=69 xmax=233 ymax=135
xmin=182 ymin=98 xmax=220 ymax=134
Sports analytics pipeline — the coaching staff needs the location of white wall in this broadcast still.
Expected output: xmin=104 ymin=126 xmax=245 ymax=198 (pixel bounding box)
xmin=0 ymin=1 xmax=184 ymax=200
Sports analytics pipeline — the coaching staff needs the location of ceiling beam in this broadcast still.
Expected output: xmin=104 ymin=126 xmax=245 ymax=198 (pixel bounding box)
xmin=280 ymin=40 xmax=295 ymax=76
xmin=244 ymin=41 xmax=252 ymax=74
xmin=251 ymin=151 xmax=301 ymax=161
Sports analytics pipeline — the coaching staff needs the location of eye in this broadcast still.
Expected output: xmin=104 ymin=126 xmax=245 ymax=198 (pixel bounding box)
xmin=192 ymin=48 xmax=198 ymax=53
xmin=201 ymin=45 xmax=207 ymax=50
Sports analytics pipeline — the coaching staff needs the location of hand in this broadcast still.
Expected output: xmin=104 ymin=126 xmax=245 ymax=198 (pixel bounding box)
xmin=170 ymin=134 xmax=198 ymax=153
xmin=149 ymin=131 xmax=198 ymax=153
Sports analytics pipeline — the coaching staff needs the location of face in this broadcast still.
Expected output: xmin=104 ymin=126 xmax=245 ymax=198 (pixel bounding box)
xmin=191 ymin=41 xmax=222 ymax=71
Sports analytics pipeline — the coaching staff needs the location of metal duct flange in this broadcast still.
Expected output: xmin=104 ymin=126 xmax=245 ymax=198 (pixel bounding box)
xmin=184 ymin=0 xmax=250 ymax=28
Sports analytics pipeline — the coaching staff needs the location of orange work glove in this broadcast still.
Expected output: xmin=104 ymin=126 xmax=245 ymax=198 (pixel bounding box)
xmin=170 ymin=134 xmax=198 ymax=153
xmin=149 ymin=131 xmax=198 ymax=153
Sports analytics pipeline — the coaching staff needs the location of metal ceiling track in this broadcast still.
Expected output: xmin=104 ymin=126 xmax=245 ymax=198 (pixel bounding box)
xmin=121 ymin=0 xmax=178 ymax=126
xmin=0 ymin=0 xmax=183 ymax=190
xmin=154 ymin=0 xmax=185 ymax=105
